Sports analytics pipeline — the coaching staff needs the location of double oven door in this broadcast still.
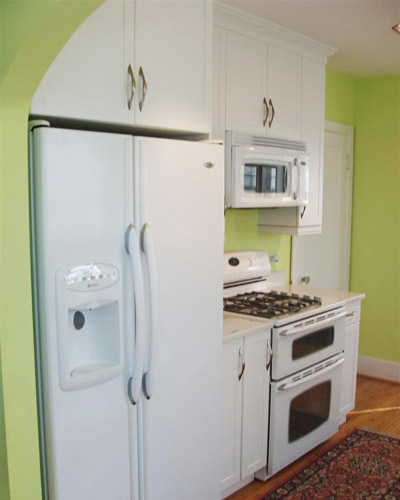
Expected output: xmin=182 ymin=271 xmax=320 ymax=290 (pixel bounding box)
xmin=268 ymin=307 xmax=346 ymax=475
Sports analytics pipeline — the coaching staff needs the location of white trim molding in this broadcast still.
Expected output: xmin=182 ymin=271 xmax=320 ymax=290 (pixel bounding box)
xmin=358 ymin=356 xmax=400 ymax=383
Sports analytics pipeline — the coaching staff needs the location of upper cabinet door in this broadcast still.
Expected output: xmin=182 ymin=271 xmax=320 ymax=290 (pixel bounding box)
xmin=133 ymin=0 xmax=212 ymax=133
xmin=225 ymin=31 xmax=267 ymax=136
xmin=31 ymin=0 xmax=134 ymax=125
xmin=266 ymin=46 xmax=301 ymax=140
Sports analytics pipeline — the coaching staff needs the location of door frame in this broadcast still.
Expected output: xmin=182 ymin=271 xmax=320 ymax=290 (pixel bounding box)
xmin=291 ymin=120 xmax=354 ymax=290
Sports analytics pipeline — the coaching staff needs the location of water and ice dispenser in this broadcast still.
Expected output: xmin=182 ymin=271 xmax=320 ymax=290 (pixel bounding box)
xmin=56 ymin=262 xmax=123 ymax=390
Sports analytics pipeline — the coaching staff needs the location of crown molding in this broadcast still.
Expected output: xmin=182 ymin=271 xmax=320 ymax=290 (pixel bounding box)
xmin=213 ymin=1 xmax=337 ymax=60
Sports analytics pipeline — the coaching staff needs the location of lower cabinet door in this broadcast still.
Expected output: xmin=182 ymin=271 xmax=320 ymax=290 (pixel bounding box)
xmin=340 ymin=322 xmax=360 ymax=423
xmin=221 ymin=339 xmax=243 ymax=490
xmin=241 ymin=331 xmax=270 ymax=477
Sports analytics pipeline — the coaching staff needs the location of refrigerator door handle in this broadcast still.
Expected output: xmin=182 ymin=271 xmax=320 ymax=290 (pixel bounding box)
xmin=141 ymin=223 xmax=159 ymax=400
xmin=125 ymin=224 xmax=146 ymax=405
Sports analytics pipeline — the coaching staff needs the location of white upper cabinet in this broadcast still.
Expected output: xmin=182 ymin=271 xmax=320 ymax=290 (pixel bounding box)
xmin=266 ymin=46 xmax=301 ymax=140
xmin=213 ymin=3 xmax=335 ymax=233
xmin=31 ymin=0 xmax=212 ymax=134
xmin=31 ymin=0 xmax=132 ymax=125
xmin=224 ymin=33 xmax=301 ymax=140
xmin=225 ymin=32 xmax=267 ymax=136
xmin=134 ymin=0 xmax=211 ymax=133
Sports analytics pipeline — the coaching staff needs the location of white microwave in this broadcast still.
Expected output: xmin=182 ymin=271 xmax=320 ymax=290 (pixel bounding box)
xmin=225 ymin=132 xmax=309 ymax=209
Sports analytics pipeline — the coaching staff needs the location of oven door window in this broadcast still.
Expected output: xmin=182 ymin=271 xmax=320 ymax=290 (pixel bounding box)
xmin=289 ymin=381 xmax=331 ymax=442
xmin=292 ymin=326 xmax=334 ymax=361
xmin=244 ymin=163 xmax=288 ymax=195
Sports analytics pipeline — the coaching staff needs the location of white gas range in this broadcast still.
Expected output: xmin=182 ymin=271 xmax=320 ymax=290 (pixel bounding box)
xmin=223 ymin=251 xmax=348 ymax=479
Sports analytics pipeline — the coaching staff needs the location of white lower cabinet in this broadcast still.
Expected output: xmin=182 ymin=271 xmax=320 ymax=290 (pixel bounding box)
xmin=340 ymin=301 xmax=361 ymax=423
xmin=222 ymin=331 xmax=270 ymax=492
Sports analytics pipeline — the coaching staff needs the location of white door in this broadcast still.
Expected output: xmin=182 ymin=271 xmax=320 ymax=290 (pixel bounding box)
xmin=225 ymin=31 xmax=268 ymax=136
xmin=221 ymin=339 xmax=243 ymax=490
xmin=134 ymin=138 xmax=224 ymax=500
xmin=31 ymin=0 xmax=134 ymax=125
xmin=291 ymin=122 xmax=354 ymax=289
xmin=33 ymin=128 xmax=135 ymax=500
xmin=266 ymin=46 xmax=301 ymax=140
xmin=133 ymin=0 xmax=211 ymax=133
xmin=241 ymin=331 xmax=270 ymax=477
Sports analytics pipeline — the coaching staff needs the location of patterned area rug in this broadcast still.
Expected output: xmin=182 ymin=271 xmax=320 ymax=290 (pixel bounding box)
xmin=262 ymin=428 xmax=400 ymax=499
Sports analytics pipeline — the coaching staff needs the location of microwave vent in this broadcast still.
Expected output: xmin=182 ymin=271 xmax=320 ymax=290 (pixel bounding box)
xmin=228 ymin=132 xmax=307 ymax=152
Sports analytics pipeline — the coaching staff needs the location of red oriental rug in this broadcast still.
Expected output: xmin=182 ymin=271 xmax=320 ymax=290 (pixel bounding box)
xmin=261 ymin=428 xmax=400 ymax=499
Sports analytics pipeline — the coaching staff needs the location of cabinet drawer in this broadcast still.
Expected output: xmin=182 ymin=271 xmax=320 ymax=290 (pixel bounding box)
xmin=345 ymin=301 xmax=361 ymax=326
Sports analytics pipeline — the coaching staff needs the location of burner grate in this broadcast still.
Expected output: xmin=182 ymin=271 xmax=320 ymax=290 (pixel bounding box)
xmin=223 ymin=291 xmax=322 ymax=319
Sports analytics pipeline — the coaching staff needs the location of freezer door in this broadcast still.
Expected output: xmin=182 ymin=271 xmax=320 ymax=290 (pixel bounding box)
xmin=134 ymin=137 xmax=224 ymax=500
xmin=32 ymin=127 xmax=137 ymax=500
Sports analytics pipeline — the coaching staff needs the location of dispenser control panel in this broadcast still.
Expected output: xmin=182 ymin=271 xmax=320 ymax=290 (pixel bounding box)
xmin=64 ymin=263 xmax=119 ymax=291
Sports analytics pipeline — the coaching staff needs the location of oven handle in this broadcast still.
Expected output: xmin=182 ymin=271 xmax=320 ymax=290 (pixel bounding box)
xmin=277 ymin=356 xmax=344 ymax=391
xmin=279 ymin=311 xmax=346 ymax=337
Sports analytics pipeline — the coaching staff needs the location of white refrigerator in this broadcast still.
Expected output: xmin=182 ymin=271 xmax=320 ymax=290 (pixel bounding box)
xmin=30 ymin=126 xmax=224 ymax=500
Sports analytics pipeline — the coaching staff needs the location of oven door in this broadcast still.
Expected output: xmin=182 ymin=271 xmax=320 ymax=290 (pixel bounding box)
xmin=268 ymin=353 xmax=344 ymax=475
xmin=271 ymin=307 xmax=346 ymax=381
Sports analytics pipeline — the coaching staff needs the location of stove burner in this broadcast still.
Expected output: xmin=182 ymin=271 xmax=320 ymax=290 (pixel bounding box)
xmin=223 ymin=291 xmax=322 ymax=319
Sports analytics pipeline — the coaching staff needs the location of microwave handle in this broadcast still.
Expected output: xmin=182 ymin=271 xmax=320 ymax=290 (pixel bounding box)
xmin=292 ymin=160 xmax=299 ymax=200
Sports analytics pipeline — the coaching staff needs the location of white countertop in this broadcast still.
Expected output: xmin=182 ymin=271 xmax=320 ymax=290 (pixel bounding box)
xmin=223 ymin=313 xmax=271 ymax=342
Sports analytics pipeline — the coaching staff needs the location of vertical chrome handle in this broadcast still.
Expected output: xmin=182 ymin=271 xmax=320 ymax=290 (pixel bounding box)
xmin=238 ymin=348 xmax=246 ymax=381
xmin=300 ymin=206 xmax=307 ymax=219
xmin=141 ymin=223 xmax=159 ymax=400
xmin=268 ymin=98 xmax=275 ymax=127
xmin=292 ymin=159 xmax=299 ymax=200
xmin=266 ymin=339 xmax=273 ymax=371
xmin=127 ymin=64 xmax=136 ymax=110
xmin=125 ymin=224 xmax=146 ymax=405
xmin=262 ymin=97 xmax=269 ymax=127
xmin=138 ymin=66 xmax=147 ymax=112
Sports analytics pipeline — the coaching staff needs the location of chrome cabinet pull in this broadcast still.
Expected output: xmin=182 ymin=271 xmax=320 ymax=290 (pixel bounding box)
xmin=268 ymin=98 xmax=275 ymax=127
xmin=138 ymin=66 xmax=147 ymax=112
xmin=300 ymin=206 xmax=307 ymax=219
xmin=238 ymin=348 xmax=246 ymax=381
xmin=263 ymin=97 xmax=269 ymax=127
xmin=266 ymin=339 xmax=273 ymax=371
xmin=127 ymin=64 xmax=136 ymax=110
xmin=300 ymin=276 xmax=310 ymax=284
xmin=346 ymin=311 xmax=356 ymax=317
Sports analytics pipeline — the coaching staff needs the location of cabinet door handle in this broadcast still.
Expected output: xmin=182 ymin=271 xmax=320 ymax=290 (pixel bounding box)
xmin=266 ymin=339 xmax=273 ymax=371
xmin=263 ymin=97 xmax=269 ymax=127
xmin=346 ymin=311 xmax=356 ymax=317
xmin=300 ymin=206 xmax=307 ymax=219
xmin=127 ymin=64 xmax=136 ymax=110
xmin=268 ymin=98 xmax=275 ymax=127
xmin=238 ymin=348 xmax=246 ymax=381
xmin=139 ymin=66 xmax=147 ymax=112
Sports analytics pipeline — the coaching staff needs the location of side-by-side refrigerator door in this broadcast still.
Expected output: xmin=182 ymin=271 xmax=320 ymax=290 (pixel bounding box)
xmin=133 ymin=137 xmax=224 ymax=500
xmin=31 ymin=127 xmax=138 ymax=500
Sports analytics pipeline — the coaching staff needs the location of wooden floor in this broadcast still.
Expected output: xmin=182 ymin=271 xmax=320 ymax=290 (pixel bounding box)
xmin=226 ymin=375 xmax=400 ymax=500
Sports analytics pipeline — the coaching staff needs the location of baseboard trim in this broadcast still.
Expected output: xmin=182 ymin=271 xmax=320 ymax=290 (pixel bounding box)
xmin=358 ymin=356 xmax=400 ymax=383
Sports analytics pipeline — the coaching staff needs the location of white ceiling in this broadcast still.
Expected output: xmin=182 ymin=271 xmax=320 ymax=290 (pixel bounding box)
xmin=220 ymin=0 xmax=400 ymax=77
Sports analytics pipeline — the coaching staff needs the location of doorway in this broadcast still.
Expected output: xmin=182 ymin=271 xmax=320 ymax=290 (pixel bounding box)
xmin=291 ymin=121 xmax=354 ymax=290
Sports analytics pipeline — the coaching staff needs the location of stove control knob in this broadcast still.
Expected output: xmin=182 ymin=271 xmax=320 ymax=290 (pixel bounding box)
xmin=228 ymin=257 xmax=240 ymax=267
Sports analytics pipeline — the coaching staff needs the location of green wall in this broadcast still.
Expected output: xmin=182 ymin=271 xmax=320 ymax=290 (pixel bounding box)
xmin=0 ymin=3 xmax=103 ymax=500
xmin=325 ymin=71 xmax=400 ymax=365
xmin=325 ymin=69 xmax=355 ymax=126
xmin=224 ymin=210 xmax=291 ymax=275
xmin=351 ymin=76 xmax=400 ymax=363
